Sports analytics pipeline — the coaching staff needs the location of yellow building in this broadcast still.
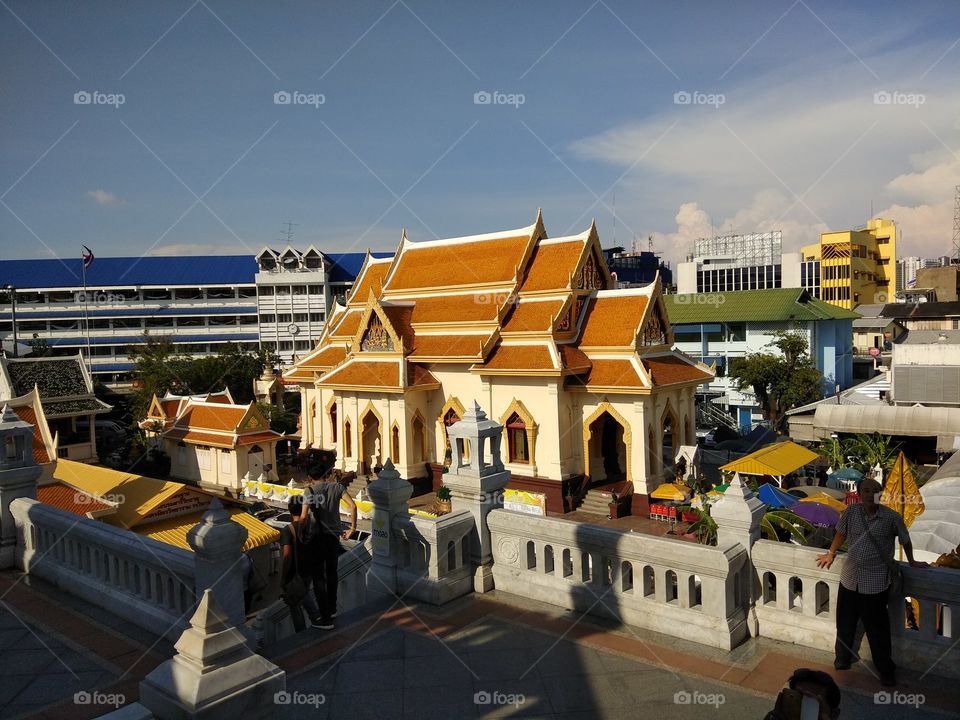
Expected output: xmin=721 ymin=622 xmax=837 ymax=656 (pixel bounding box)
xmin=801 ymin=218 xmax=897 ymax=310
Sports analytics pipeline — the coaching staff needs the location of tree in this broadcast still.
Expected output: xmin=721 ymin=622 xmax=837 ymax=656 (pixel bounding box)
xmin=729 ymin=331 xmax=824 ymax=431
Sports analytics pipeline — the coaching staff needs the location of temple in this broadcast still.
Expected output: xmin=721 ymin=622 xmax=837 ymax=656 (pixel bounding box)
xmin=283 ymin=211 xmax=712 ymax=513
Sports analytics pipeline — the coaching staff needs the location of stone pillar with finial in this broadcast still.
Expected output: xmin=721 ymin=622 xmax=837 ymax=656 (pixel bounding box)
xmin=366 ymin=458 xmax=413 ymax=599
xmin=711 ymin=472 xmax=765 ymax=637
xmin=138 ymin=588 xmax=285 ymax=720
xmin=444 ymin=401 xmax=510 ymax=593
xmin=188 ymin=498 xmax=249 ymax=629
xmin=0 ymin=404 xmax=41 ymax=569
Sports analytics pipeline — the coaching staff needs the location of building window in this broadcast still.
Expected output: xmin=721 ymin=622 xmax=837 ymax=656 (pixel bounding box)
xmin=276 ymin=286 xmax=290 ymax=296
xmin=259 ymin=286 xmax=274 ymax=296
xmin=506 ymin=413 xmax=529 ymax=463
xmin=197 ymin=447 xmax=211 ymax=470
xmin=260 ymin=314 xmax=276 ymax=323
xmin=292 ymin=285 xmax=307 ymax=295
xmin=279 ymin=341 xmax=293 ymax=350
xmin=294 ymin=313 xmax=308 ymax=322
xmin=220 ymin=450 xmax=231 ymax=474
xmin=330 ymin=403 xmax=337 ymax=443
xmin=295 ymin=340 xmax=310 ymax=350
xmin=278 ymin=314 xmax=292 ymax=323
xmin=344 ymin=419 xmax=352 ymax=457
xmin=308 ymin=285 xmax=323 ymax=294
xmin=310 ymin=313 xmax=325 ymax=322
xmin=391 ymin=425 xmax=400 ymax=463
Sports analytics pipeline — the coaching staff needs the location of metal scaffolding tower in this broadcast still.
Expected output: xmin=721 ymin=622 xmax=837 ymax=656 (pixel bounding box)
xmin=953 ymin=185 xmax=960 ymax=264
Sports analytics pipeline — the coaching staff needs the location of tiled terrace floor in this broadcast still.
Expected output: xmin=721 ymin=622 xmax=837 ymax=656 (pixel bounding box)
xmin=1 ymin=569 xmax=957 ymax=720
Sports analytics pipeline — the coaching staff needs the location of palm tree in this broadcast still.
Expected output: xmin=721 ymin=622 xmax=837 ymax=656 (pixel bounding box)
xmin=845 ymin=433 xmax=899 ymax=475
xmin=761 ymin=509 xmax=816 ymax=544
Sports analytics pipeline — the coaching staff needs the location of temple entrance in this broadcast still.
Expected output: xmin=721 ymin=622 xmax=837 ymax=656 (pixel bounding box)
xmin=587 ymin=412 xmax=627 ymax=485
xmin=361 ymin=412 xmax=381 ymax=476
xmin=247 ymin=445 xmax=264 ymax=478
xmin=661 ymin=408 xmax=678 ymax=473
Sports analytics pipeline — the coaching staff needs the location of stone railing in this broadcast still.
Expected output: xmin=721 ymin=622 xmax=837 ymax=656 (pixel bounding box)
xmin=488 ymin=509 xmax=749 ymax=650
xmin=11 ymin=498 xmax=196 ymax=639
xmin=752 ymin=539 xmax=960 ymax=678
xmin=390 ymin=509 xmax=475 ymax=604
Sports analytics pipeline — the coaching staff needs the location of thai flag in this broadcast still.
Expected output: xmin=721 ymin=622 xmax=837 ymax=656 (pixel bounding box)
xmin=82 ymin=245 xmax=95 ymax=270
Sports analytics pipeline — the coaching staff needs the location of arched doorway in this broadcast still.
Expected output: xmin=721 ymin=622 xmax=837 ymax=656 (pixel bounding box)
xmin=247 ymin=445 xmax=264 ymax=478
xmin=661 ymin=405 xmax=679 ymax=473
xmin=361 ymin=412 xmax=381 ymax=476
xmin=587 ymin=411 xmax=626 ymax=485
xmin=411 ymin=413 xmax=426 ymax=464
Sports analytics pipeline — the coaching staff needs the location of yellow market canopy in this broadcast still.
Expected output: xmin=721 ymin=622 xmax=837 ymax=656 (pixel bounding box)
xmin=650 ymin=482 xmax=691 ymax=501
xmin=720 ymin=441 xmax=819 ymax=479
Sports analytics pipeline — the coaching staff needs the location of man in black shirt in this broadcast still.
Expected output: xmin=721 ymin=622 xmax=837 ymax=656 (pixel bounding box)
xmin=300 ymin=468 xmax=357 ymax=629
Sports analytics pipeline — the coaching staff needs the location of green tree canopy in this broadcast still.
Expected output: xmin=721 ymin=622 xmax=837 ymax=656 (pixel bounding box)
xmin=729 ymin=331 xmax=824 ymax=431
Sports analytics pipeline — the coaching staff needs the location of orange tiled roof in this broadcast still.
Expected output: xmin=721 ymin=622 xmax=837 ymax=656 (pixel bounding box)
xmin=502 ymin=300 xmax=565 ymax=333
xmin=319 ymin=361 xmax=401 ymax=388
xmin=643 ymin=355 xmax=712 ymax=386
xmin=410 ymin=334 xmax=488 ymax=358
xmin=12 ymin=405 xmax=50 ymax=464
xmin=381 ymin=305 xmax=415 ymax=349
xmin=579 ymin=295 xmax=648 ymax=347
xmin=478 ymin=344 xmax=556 ymax=371
xmin=348 ymin=260 xmax=392 ymax=305
xmin=568 ymin=359 xmax=645 ymax=389
xmin=329 ymin=309 xmax=363 ymax=339
xmin=300 ymin=345 xmax=348 ymax=370
xmin=175 ymin=405 xmax=248 ymax=432
xmin=207 ymin=392 xmax=232 ymax=404
xmin=387 ymin=235 xmax=531 ymax=290
xmin=518 ymin=240 xmax=585 ymax=292
xmin=236 ymin=431 xmax=284 ymax=446
xmin=558 ymin=344 xmax=592 ymax=373
xmin=407 ymin=363 xmax=440 ymax=388
xmin=38 ymin=482 xmax=112 ymax=515
xmin=165 ymin=429 xmax=236 ymax=448
xmin=409 ymin=294 xmax=502 ymax=324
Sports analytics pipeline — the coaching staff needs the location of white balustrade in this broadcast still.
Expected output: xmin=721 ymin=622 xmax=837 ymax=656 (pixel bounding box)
xmin=488 ymin=508 xmax=749 ymax=650
xmin=12 ymin=497 xmax=196 ymax=639
xmin=390 ymin=510 xmax=475 ymax=604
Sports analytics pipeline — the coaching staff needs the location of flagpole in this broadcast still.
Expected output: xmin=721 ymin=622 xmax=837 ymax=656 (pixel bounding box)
xmin=82 ymin=251 xmax=92 ymax=376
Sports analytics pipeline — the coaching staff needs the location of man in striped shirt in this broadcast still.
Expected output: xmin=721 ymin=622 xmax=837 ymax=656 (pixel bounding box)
xmin=816 ymin=478 xmax=927 ymax=687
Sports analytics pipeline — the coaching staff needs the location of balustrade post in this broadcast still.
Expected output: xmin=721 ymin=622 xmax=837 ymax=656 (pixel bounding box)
xmin=188 ymin=498 xmax=248 ymax=630
xmin=0 ymin=405 xmax=41 ymax=569
xmin=711 ymin=473 xmax=764 ymax=636
xmin=444 ymin=401 xmax=510 ymax=593
xmin=366 ymin=459 xmax=413 ymax=599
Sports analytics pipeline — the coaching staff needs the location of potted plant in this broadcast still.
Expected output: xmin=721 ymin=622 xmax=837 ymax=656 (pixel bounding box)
xmin=436 ymin=485 xmax=452 ymax=514
xmin=608 ymin=492 xmax=631 ymax=519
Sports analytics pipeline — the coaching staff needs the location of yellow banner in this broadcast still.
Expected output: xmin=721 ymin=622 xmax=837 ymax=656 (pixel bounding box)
xmin=504 ymin=489 xmax=546 ymax=516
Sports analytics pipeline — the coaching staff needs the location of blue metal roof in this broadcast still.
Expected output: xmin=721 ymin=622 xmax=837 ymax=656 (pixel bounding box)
xmin=0 ymin=256 xmax=259 ymax=289
xmin=46 ymin=332 xmax=259 ymax=346
xmin=0 ymin=305 xmax=257 ymax=320
xmin=326 ymin=252 xmax=392 ymax=284
xmin=90 ymin=363 xmax=135 ymax=373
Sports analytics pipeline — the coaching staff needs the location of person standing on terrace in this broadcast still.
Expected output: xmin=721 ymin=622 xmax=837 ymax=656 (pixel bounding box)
xmin=816 ymin=477 xmax=928 ymax=687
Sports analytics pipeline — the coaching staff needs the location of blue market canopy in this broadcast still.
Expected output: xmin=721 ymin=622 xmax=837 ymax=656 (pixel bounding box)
xmin=758 ymin=484 xmax=799 ymax=509
xmin=830 ymin=467 xmax=864 ymax=481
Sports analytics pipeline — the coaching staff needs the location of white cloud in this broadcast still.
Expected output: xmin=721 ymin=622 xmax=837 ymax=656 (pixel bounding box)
xmin=86 ymin=189 xmax=122 ymax=206
xmin=150 ymin=243 xmax=253 ymax=256
xmin=569 ymin=43 xmax=960 ymax=266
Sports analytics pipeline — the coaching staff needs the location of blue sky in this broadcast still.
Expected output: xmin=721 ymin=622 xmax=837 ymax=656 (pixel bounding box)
xmin=1 ymin=0 xmax=959 ymax=266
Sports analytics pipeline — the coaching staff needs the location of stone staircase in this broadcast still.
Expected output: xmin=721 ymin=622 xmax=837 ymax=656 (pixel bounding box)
xmin=576 ymin=484 xmax=620 ymax=515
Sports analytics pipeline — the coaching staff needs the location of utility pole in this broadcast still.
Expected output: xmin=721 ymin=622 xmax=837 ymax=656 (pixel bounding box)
xmin=281 ymin=221 xmax=298 ymax=244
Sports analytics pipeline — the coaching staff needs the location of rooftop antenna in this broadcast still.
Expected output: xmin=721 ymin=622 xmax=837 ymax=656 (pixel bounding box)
xmin=953 ymin=185 xmax=960 ymax=265
xmin=281 ymin=221 xmax=298 ymax=244
xmin=648 ymin=234 xmax=653 ymax=253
